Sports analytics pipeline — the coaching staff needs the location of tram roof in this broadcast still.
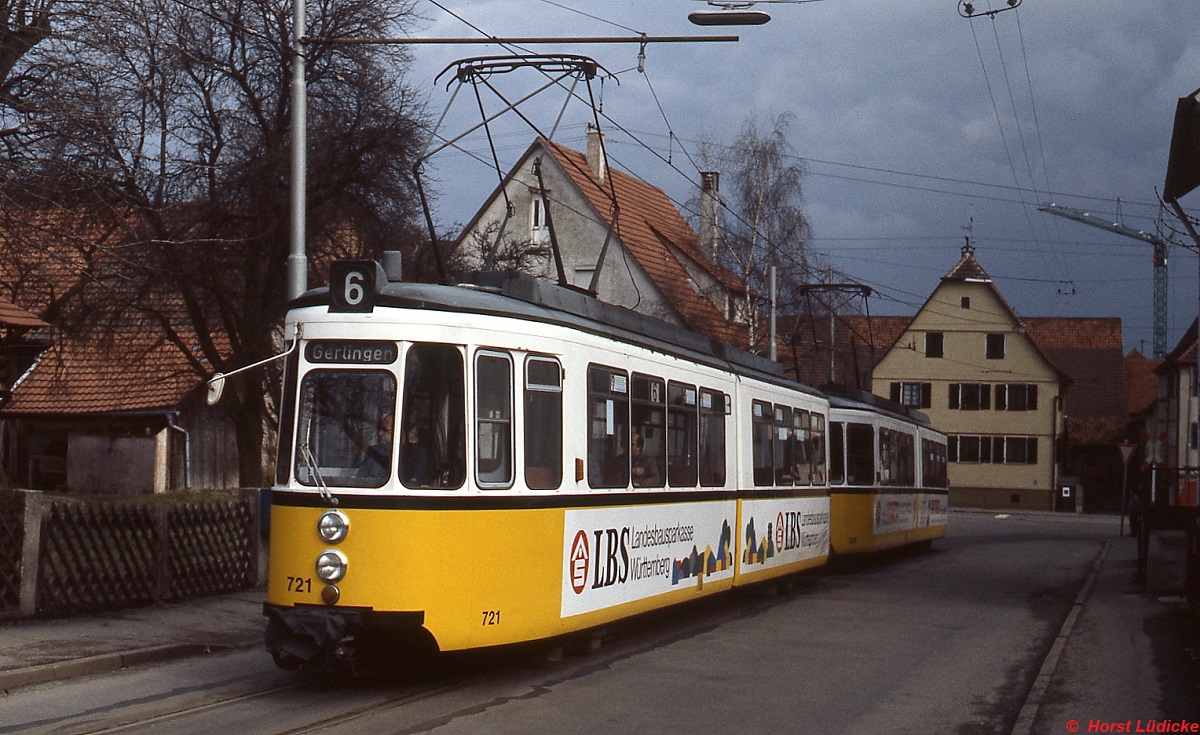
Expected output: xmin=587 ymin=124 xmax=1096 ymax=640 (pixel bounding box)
xmin=293 ymin=270 xmax=821 ymax=396
xmin=824 ymin=386 xmax=932 ymax=427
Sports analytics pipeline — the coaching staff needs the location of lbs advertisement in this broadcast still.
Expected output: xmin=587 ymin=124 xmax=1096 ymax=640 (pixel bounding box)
xmin=561 ymin=502 xmax=736 ymax=617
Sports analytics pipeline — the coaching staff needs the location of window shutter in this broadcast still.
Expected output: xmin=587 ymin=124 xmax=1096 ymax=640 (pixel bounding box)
xmin=890 ymin=382 xmax=900 ymax=402
xmin=921 ymin=383 xmax=932 ymax=409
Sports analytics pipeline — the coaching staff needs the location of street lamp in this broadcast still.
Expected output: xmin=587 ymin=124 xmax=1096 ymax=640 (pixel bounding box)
xmin=688 ymin=0 xmax=821 ymax=27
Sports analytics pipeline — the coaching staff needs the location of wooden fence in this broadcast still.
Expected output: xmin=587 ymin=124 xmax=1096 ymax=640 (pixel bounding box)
xmin=0 ymin=489 xmax=262 ymax=618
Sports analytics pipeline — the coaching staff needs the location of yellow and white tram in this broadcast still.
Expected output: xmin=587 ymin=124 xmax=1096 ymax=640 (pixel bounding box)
xmin=262 ymin=262 xmax=943 ymax=672
xmin=827 ymin=392 xmax=949 ymax=554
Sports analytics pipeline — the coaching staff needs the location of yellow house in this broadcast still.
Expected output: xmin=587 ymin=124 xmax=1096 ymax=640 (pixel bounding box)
xmin=870 ymin=246 xmax=1068 ymax=509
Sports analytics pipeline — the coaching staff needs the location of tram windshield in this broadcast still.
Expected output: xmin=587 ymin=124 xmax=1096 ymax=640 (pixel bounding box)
xmin=295 ymin=370 xmax=397 ymax=489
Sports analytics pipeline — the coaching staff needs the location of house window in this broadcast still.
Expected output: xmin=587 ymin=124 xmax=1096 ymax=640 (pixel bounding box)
xmin=948 ymin=435 xmax=992 ymax=463
xmin=996 ymin=384 xmax=1038 ymax=411
xmin=986 ymin=333 xmax=1006 ymax=360
xmin=530 ymin=196 xmax=549 ymax=244
xmin=961 ymin=296 xmax=971 ymax=309
xmin=925 ymin=332 xmax=944 ymax=358
xmin=949 ymin=383 xmax=991 ymax=410
xmin=890 ymin=381 xmax=932 ymax=409
xmin=993 ymin=436 xmax=1038 ymax=465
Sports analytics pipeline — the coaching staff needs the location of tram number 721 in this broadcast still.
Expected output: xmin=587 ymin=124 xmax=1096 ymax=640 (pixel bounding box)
xmin=287 ymin=576 xmax=313 ymax=594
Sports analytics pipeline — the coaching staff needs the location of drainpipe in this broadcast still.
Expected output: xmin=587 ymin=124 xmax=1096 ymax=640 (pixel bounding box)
xmin=166 ymin=412 xmax=191 ymax=490
xmin=1052 ymin=392 xmax=1062 ymax=511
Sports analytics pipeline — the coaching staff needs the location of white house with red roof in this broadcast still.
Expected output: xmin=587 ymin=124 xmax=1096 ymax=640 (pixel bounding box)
xmin=455 ymin=130 xmax=754 ymax=350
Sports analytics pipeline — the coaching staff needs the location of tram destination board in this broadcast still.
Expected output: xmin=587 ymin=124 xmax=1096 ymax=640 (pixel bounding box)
xmin=305 ymin=340 xmax=398 ymax=364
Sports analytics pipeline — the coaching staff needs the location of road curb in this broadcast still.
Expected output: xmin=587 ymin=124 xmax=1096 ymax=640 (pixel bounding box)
xmin=0 ymin=640 xmax=260 ymax=693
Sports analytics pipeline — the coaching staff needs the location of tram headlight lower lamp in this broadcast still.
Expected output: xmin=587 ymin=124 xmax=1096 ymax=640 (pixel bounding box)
xmin=317 ymin=509 xmax=350 ymax=543
xmin=316 ymin=549 xmax=348 ymax=583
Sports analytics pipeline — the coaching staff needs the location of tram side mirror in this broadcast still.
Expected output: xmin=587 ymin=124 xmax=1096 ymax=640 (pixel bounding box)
xmin=207 ymin=373 xmax=226 ymax=405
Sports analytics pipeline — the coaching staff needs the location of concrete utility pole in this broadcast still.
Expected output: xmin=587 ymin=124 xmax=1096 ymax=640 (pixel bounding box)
xmin=284 ymin=0 xmax=738 ymax=301
xmin=1038 ymin=202 xmax=1171 ymax=358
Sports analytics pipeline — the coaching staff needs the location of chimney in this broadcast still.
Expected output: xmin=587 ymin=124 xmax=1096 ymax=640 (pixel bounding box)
xmin=699 ymin=171 xmax=720 ymax=263
xmin=586 ymin=125 xmax=607 ymax=183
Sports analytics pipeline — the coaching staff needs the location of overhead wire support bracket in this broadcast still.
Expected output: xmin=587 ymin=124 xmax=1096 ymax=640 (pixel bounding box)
xmin=438 ymin=54 xmax=610 ymax=89
xmin=958 ymin=0 xmax=1022 ymax=18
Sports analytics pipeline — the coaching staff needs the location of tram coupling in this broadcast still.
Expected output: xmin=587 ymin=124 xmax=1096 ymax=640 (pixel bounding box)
xmin=264 ymin=604 xmax=358 ymax=674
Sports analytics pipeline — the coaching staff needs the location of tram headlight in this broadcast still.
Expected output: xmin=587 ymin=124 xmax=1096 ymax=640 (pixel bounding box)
xmin=317 ymin=509 xmax=350 ymax=543
xmin=316 ymin=549 xmax=348 ymax=583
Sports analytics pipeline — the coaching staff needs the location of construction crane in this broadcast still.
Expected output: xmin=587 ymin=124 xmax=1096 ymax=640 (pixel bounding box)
xmin=1038 ymin=202 xmax=1170 ymax=358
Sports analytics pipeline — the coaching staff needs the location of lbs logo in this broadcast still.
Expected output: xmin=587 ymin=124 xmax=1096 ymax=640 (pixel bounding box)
xmin=569 ymin=530 xmax=589 ymax=595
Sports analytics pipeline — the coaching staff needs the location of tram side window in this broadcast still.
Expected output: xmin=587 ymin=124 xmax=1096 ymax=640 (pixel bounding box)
xmin=879 ymin=428 xmax=915 ymax=487
xmin=475 ymin=351 xmax=513 ymax=488
xmin=898 ymin=431 xmax=915 ymax=486
xmin=774 ymin=405 xmax=794 ymax=486
xmin=699 ymin=389 xmax=726 ymax=486
xmin=752 ymin=400 xmax=774 ymax=486
xmin=667 ymin=382 xmax=698 ymax=487
xmin=829 ymin=422 xmax=845 ymax=485
xmin=525 ymin=357 xmax=562 ymax=490
xmin=879 ymin=428 xmax=895 ymax=485
xmin=400 ymin=344 xmax=466 ymax=489
xmin=794 ymin=409 xmax=811 ymax=485
xmin=631 ymin=374 xmax=665 ymax=488
xmin=811 ymin=413 xmax=827 ymax=485
xmin=923 ymin=438 xmax=949 ymax=488
xmin=294 ymin=370 xmax=397 ymax=489
xmin=846 ymin=422 xmax=874 ymax=486
xmin=588 ymin=366 xmax=629 ymax=488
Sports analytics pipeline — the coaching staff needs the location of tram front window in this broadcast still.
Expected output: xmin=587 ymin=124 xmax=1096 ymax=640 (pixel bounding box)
xmin=295 ymin=370 xmax=397 ymax=489
xmin=400 ymin=343 xmax=466 ymax=489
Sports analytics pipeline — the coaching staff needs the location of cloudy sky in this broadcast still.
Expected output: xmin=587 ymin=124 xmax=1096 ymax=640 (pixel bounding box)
xmin=400 ymin=0 xmax=1198 ymax=355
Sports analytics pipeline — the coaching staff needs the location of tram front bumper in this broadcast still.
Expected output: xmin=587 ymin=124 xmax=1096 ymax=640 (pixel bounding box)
xmin=263 ymin=604 xmax=356 ymax=671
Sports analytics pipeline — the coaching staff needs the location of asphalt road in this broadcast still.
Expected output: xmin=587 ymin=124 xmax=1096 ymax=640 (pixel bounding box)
xmin=3 ymin=511 xmax=1194 ymax=735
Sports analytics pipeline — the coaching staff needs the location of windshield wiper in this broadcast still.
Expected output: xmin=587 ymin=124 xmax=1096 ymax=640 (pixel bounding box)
xmin=300 ymin=441 xmax=337 ymax=506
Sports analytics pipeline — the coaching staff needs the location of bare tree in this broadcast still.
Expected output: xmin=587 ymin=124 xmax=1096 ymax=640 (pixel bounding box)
xmin=697 ymin=113 xmax=820 ymax=349
xmin=0 ymin=0 xmax=427 ymax=485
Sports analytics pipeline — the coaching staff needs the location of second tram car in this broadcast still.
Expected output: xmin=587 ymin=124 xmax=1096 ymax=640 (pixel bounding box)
xmin=261 ymin=263 xmax=947 ymax=672
xmin=827 ymin=392 xmax=949 ymax=554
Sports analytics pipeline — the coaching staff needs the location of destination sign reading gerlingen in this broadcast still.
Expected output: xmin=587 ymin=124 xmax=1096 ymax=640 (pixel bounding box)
xmin=305 ymin=340 xmax=398 ymax=365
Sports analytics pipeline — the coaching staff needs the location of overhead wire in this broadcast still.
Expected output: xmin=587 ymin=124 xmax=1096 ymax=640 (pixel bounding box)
xmin=419 ymin=0 xmax=1172 ymax=323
